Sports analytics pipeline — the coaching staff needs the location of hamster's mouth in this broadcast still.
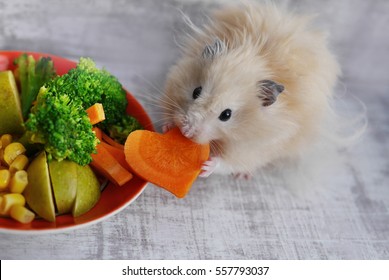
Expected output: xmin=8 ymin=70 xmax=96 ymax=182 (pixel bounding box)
xmin=176 ymin=115 xmax=212 ymax=145
xmin=178 ymin=124 xmax=209 ymax=144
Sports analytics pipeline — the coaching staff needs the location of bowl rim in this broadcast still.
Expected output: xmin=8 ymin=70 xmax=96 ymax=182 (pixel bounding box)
xmin=0 ymin=183 xmax=148 ymax=235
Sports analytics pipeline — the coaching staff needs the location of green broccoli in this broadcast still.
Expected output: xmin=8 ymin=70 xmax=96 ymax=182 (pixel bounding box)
xmin=14 ymin=54 xmax=56 ymax=119
xmin=22 ymin=57 xmax=141 ymax=165
xmin=106 ymin=114 xmax=143 ymax=144
xmin=24 ymin=85 xmax=98 ymax=165
xmin=58 ymin=58 xmax=126 ymax=125
xmin=49 ymin=57 xmax=142 ymax=144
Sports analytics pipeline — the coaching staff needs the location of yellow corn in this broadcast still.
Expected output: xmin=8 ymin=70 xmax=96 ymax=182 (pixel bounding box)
xmin=3 ymin=142 xmax=26 ymax=166
xmin=9 ymin=154 xmax=29 ymax=173
xmin=0 ymin=169 xmax=11 ymax=190
xmin=0 ymin=193 xmax=25 ymax=216
xmin=10 ymin=205 xmax=35 ymax=224
xmin=0 ymin=135 xmax=35 ymax=223
xmin=9 ymin=170 xmax=28 ymax=194
xmin=0 ymin=134 xmax=12 ymax=148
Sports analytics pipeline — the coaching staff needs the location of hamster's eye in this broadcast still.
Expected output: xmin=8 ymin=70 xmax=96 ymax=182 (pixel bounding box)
xmin=192 ymin=86 xmax=202 ymax=99
xmin=219 ymin=109 xmax=232 ymax=121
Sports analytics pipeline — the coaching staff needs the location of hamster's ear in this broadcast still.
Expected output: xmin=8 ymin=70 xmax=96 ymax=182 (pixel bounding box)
xmin=257 ymin=80 xmax=285 ymax=107
xmin=202 ymin=38 xmax=225 ymax=59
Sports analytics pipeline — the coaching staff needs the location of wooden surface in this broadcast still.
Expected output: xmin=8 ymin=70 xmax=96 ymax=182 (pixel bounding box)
xmin=1 ymin=0 xmax=388 ymax=259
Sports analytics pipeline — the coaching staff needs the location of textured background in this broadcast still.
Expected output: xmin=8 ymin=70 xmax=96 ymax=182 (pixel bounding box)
xmin=0 ymin=0 xmax=388 ymax=259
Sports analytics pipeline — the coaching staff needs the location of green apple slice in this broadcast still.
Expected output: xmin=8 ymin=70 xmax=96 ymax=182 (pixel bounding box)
xmin=0 ymin=70 xmax=24 ymax=135
xmin=48 ymin=160 xmax=77 ymax=215
xmin=23 ymin=151 xmax=56 ymax=222
xmin=72 ymin=164 xmax=101 ymax=217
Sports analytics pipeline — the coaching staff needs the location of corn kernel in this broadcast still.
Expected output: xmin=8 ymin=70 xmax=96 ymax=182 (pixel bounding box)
xmin=10 ymin=205 xmax=35 ymax=223
xmin=0 ymin=169 xmax=11 ymax=190
xmin=0 ymin=193 xmax=25 ymax=215
xmin=9 ymin=154 xmax=29 ymax=173
xmin=9 ymin=170 xmax=28 ymax=194
xmin=3 ymin=142 xmax=26 ymax=166
xmin=0 ymin=134 xmax=12 ymax=148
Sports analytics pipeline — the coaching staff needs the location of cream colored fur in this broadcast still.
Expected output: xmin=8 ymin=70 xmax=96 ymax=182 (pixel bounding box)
xmin=163 ymin=2 xmax=341 ymax=175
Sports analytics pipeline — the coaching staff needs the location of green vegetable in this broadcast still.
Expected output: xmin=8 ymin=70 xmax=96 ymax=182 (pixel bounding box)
xmin=22 ymin=57 xmax=142 ymax=164
xmin=14 ymin=54 xmax=56 ymax=119
xmin=44 ymin=57 xmax=142 ymax=143
xmin=24 ymin=86 xmax=98 ymax=165
xmin=106 ymin=114 xmax=143 ymax=144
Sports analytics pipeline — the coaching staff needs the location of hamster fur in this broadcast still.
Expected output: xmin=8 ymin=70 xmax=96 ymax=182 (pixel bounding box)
xmin=162 ymin=2 xmax=341 ymax=177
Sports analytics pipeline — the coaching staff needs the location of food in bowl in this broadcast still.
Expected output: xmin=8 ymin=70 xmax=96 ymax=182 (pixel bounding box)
xmin=0 ymin=51 xmax=151 ymax=230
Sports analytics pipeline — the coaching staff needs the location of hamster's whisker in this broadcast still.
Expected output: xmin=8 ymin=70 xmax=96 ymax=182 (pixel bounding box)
xmin=159 ymin=96 xmax=182 ymax=111
xmin=137 ymin=92 xmax=180 ymax=112
xmin=135 ymin=74 xmax=165 ymax=95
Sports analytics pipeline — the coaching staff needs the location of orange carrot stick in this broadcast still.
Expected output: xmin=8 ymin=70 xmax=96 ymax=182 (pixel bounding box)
xmin=102 ymin=132 xmax=124 ymax=149
xmin=90 ymin=142 xmax=132 ymax=186
xmin=86 ymin=103 xmax=105 ymax=125
xmin=92 ymin=127 xmax=103 ymax=141
xmin=100 ymin=141 xmax=129 ymax=170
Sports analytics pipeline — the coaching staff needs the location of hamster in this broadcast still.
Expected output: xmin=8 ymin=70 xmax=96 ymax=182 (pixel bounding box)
xmin=161 ymin=2 xmax=340 ymax=177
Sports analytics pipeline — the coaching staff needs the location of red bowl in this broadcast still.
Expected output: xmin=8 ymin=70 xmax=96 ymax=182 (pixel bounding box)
xmin=0 ymin=51 xmax=154 ymax=233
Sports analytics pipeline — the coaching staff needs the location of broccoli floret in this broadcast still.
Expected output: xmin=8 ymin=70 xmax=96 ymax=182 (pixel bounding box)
xmin=107 ymin=115 xmax=143 ymax=144
xmin=22 ymin=57 xmax=141 ymax=165
xmin=56 ymin=58 xmax=128 ymax=128
xmin=14 ymin=54 xmax=56 ymax=119
xmin=49 ymin=57 xmax=142 ymax=143
xmin=25 ymin=86 xmax=98 ymax=165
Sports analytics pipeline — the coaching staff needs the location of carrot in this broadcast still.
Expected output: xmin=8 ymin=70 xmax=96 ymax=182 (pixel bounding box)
xmin=92 ymin=124 xmax=123 ymax=149
xmin=100 ymin=141 xmax=129 ymax=170
xmin=102 ymin=131 xmax=124 ymax=149
xmin=91 ymin=127 xmax=132 ymax=185
xmin=86 ymin=103 xmax=105 ymax=125
xmin=92 ymin=127 xmax=103 ymax=141
xmin=90 ymin=141 xmax=133 ymax=186
xmin=124 ymin=127 xmax=210 ymax=198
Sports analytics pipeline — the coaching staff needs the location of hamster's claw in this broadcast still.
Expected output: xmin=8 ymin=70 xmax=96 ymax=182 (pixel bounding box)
xmin=199 ymin=157 xmax=220 ymax=178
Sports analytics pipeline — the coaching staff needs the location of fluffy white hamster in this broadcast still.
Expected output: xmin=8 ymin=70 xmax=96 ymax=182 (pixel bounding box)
xmin=161 ymin=3 xmax=340 ymax=177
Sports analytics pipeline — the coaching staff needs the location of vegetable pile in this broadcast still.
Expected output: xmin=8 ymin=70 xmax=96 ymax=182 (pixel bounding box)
xmin=20 ymin=57 xmax=142 ymax=165
xmin=0 ymin=53 xmax=142 ymax=224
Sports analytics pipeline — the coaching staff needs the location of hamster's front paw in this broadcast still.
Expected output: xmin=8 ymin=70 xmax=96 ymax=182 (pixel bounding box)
xmin=199 ymin=157 xmax=220 ymax=178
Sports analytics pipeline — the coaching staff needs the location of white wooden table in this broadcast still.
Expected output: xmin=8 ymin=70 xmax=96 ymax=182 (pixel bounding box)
xmin=0 ymin=0 xmax=388 ymax=259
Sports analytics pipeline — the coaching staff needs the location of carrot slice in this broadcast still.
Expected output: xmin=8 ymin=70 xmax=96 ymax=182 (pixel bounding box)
xmin=90 ymin=142 xmax=132 ymax=186
xmin=124 ymin=127 xmax=210 ymax=198
xmin=86 ymin=103 xmax=105 ymax=125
